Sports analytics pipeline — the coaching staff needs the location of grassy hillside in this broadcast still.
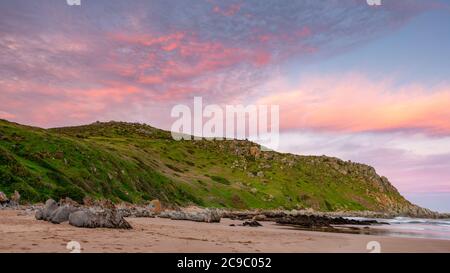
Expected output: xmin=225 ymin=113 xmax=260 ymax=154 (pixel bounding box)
xmin=0 ymin=119 xmax=422 ymax=213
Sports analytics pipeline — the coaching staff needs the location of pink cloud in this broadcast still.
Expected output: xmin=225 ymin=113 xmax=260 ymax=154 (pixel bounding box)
xmin=0 ymin=111 xmax=16 ymax=120
xmin=106 ymin=31 xmax=276 ymax=102
xmin=110 ymin=32 xmax=185 ymax=48
xmin=0 ymin=0 xmax=440 ymax=129
xmin=258 ymin=73 xmax=450 ymax=135
xmin=109 ymin=32 xmax=267 ymax=78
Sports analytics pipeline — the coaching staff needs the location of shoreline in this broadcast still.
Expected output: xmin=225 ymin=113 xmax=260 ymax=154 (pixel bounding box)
xmin=2 ymin=203 xmax=450 ymax=219
xmin=221 ymin=208 xmax=450 ymax=220
xmin=1 ymin=209 xmax=450 ymax=253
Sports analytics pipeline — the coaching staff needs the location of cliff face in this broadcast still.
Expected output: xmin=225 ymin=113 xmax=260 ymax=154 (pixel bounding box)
xmin=312 ymin=158 xmax=436 ymax=217
xmin=0 ymin=120 xmax=435 ymax=217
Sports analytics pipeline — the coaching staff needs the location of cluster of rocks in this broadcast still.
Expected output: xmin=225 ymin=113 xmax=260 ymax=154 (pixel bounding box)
xmin=35 ymin=199 xmax=78 ymax=224
xmin=118 ymin=207 xmax=155 ymax=218
xmin=275 ymin=215 xmax=379 ymax=229
xmin=35 ymin=199 xmax=132 ymax=229
xmin=117 ymin=199 xmax=162 ymax=218
xmin=159 ymin=207 xmax=222 ymax=223
xmin=223 ymin=206 xmax=448 ymax=220
xmin=0 ymin=191 xmax=21 ymax=208
xmin=222 ymin=210 xmax=287 ymax=221
xmin=31 ymin=197 xmax=227 ymax=228
xmin=222 ymin=209 xmax=384 ymax=229
xmin=30 ymin=197 xmax=231 ymax=229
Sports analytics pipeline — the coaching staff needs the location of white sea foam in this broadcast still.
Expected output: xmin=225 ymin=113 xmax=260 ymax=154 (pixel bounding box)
xmin=345 ymin=217 xmax=450 ymax=240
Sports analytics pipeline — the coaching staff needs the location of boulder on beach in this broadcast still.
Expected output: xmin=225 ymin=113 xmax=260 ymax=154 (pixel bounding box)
xmin=0 ymin=192 xmax=9 ymax=204
xmin=134 ymin=207 xmax=155 ymax=218
xmin=160 ymin=208 xmax=221 ymax=223
xmin=116 ymin=206 xmax=155 ymax=218
xmin=149 ymin=199 xmax=162 ymax=213
xmin=68 ymin=210 xmax=99 ymax=228
xmin=69 ymin=209 xmax=132 ymax=229
xmin=35 ymin=209 xmax=44 ymax=220
xmin=99 ymin=209 xmax=132 ymax=229
xmin=50 ymin=205 xmax=79 ymax=224
xmin=36 ymin=199 xmax=59 ymax=221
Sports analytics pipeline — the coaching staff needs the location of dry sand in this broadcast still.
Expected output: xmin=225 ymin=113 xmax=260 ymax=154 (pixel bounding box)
xmin=1 ymin=209 xmax=449 ymax=253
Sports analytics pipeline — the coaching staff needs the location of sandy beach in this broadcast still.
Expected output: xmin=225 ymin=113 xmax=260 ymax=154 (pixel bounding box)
xmin=1 ymin=209 xmax=449 ymax=253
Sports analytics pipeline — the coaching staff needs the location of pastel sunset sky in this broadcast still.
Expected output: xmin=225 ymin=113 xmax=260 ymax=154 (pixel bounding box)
xmin=1 ymin=0 xmax=449 ymax=211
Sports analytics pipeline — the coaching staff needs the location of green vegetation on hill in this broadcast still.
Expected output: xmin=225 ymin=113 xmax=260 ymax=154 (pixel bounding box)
xmin=0 ymin=119 xmax=421 ymax=213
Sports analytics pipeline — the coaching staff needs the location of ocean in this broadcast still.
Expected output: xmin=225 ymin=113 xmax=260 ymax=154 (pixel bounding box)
xmin=347 ymin=217 xmax=450 ymax=240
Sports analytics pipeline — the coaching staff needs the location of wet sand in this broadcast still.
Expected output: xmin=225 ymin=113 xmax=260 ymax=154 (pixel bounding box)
xmin=1 ymin=209 xmax=449 ymax=253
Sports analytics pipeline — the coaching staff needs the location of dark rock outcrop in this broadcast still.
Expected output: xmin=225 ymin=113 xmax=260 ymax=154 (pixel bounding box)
xmin=242 ymin=220 xmax=262 ymax=227
xmin=276 ymin=215 xmax=379 ymax=228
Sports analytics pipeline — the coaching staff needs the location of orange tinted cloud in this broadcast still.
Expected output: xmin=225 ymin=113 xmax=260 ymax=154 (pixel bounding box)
xmin=0 ymin=111 xmax=16 ymax=120
xmin=106 ymin=31 xmax=275 ymax=100
xmin=258 ymin=74 xmax=450 ymax=135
